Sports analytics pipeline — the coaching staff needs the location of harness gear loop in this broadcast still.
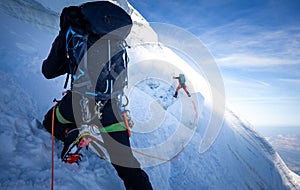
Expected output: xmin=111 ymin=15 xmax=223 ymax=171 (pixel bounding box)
xmin=55 ymin=106 xmax=73 ymax=124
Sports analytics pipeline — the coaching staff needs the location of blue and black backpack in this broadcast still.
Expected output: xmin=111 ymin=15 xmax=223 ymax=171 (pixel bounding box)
xmin=179 ymin=74 xmax=186 ymax=84
xmin=61 ymin=1 xmax=133 ymax=124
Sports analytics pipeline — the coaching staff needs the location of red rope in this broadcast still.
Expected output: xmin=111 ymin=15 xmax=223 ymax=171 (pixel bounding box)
xmin=51 ymin=105 xmax=57 ymax=190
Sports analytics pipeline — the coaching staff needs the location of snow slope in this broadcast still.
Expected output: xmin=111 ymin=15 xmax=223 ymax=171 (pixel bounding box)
xmin=0 ymin=0 xmax=300 ymax=190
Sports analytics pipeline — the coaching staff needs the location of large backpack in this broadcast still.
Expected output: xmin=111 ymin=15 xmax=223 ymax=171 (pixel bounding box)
xmin=62 ymin=1 xmax=133 ymax=124
xmin=179 ymin=74 xmax=186 ymax=84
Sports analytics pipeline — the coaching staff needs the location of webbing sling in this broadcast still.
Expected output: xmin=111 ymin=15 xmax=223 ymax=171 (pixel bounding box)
xmin=55 ymin=106 xmax=73 ymax=124
xmin=56 ymin=105 xmax=127 ymax=133
xmin=99 ymin=122 xmax=126 ymax=133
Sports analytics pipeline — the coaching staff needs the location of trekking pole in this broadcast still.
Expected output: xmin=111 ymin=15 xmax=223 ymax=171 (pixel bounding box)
xmin=51 ymin=104 xmax=57 ymax=190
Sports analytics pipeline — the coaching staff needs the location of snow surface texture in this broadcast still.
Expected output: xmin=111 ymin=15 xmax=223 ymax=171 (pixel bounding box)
xmin=0 ymin=0 xmax=300 ymax=190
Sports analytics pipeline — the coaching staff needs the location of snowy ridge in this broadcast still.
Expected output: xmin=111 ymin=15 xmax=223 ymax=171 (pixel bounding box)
xmin=127 ymin=78 xmax=203 ymax=167
xmin=0 ymin=71 xmax=124 ymax=189
xmin=0 ymin=0 xmax=157 ymax=42
xmin=225 ymin=109 xmax=300 ymax=189
xmin=0 ymin=0 xmax=59 ymax=34
xmin=0 ymin=0 xmax=300 ymax=190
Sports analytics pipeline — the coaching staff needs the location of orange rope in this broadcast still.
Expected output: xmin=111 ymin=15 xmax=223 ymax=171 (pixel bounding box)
xmin=122 ymin=112 xmax=131 ymax=137
xmin=51 ymin=104 xmax=57 ymax=190
xmin=131 ymin=99 xmax=199 ymax=163
xmin=132 ymin=144 xmax=185 ymax=162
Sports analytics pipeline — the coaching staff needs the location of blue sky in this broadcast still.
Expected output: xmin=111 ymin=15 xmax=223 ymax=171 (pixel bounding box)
xmin=128 ymin=0 xmax=300 ymax=127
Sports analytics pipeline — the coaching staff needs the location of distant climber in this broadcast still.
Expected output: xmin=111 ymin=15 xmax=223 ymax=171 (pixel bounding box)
xmin=173 ymin=73 xmax=191 ymax=98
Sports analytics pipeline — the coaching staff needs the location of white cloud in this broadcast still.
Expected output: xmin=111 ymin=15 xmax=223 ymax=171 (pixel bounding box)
xmin=198 ymin=19 xmax=300 ymax=68
xmin=215 ymin=53 xmax=299 ymax=67
xmin=278 ymin=78 xmax=300 ymax=84
xmin=266 ymin=134 xmax=300 ymax=152
xmin=230 ymin=96 xmax=300 ymax=104
xmin=224 ymin=76 xmax=271 ymax=88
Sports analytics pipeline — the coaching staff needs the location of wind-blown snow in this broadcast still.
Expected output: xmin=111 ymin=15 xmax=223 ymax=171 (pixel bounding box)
xmin=0 ymin=0 xmax=300 ymax=190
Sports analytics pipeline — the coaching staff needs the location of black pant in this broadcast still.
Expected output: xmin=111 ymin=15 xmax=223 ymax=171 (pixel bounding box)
xmin=42 ymin=94 xmax=153 ymax=190
xmin=101 ymin=131 xmax=153 ymax=190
